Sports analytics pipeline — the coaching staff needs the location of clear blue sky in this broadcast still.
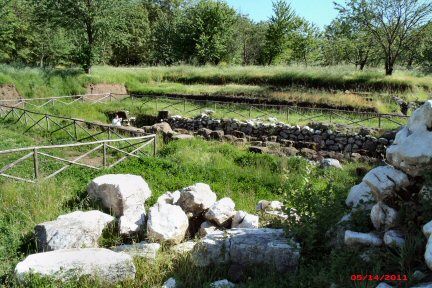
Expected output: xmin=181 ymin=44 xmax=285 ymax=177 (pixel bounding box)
xmin=225 ymin=0 xmax=343 ymax=28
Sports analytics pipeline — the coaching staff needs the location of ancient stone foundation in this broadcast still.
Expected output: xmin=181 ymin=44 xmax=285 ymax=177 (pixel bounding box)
xmin=165 ymin=114 xmax=395 ymax=157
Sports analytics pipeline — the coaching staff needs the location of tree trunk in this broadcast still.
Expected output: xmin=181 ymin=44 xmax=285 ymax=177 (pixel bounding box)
xmin=84 ymin=20 xmax=94 ymax=74
xmin=406 ymin=57 xmax=414 ymax=70
xmin=385 ymin=58 xmax=394 ymax=76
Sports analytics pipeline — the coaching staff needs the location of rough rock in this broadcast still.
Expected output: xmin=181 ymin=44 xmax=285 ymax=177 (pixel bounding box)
xmin=197 ymin=128 xmax=212 ymax=139
xmin=87 ymin=174 xmax=151 ymax=234
xmin=383 ymin=230 xmax=405 ymax=248
xmin=413 ymin=270 xmax=427 ymax=281
xmin=387 ymin=101 xmax=432 ymax=176
xmin=425 ymin=236 xmax=432 ymax=271
xmin=256 ymin=200 xmax=284 ymax=212
xmin=411 ymin=283 xmax=432 ymax=288
xmin=423 ymin=220 xmax=432 ymax=238
xmin=171 ymin=134 xmax=194 ymax=141
xmin=192 ymin=228 xmax=300 ymax=272
xmin=171 ymin=241 xmax=196 ymax=254
xmin=205 ymin=197 xmax=236 ymax=227
xmin=362 ymin=166 xmax=409 ymax=200
xmin=88 ymin=174 xmax=151 ymax=216
xmin=35 ymin=210 xmax=114 ymax=251
xmin=147 ymin=203 xmax=189 ymax=244
xmin=249 ymin=146 xmax=268 ymax=154
xmin=199 ymin=221 xmax=219 ymax=237
xmin=320 ymin=158 xmax=342 ymax=169
xmin=420 ymin=185 xmax=432 ymax=201
xmin=177 ymin=183 xmax=217 ymax=217
xmin=210 ymin=279 xmax=236 ymax=288
xmin=112 ymin=242 xmax=160 ymax=259
xmin=370 ymin=202 xmax=398 ymax=231
xmin=376 ymin=283 xmax=393 ymax=288
xmin=151 ymin=122 xmax=173 ymax=134
xmin=210 ymin=130 xmax=225 ymax=140
xmin=119 ymin=206 xmax=147 ymax=235
xmin=157 ymin=191 xmax=181 ymax=205
xmin=232 ymin=211 xmax=259 ymax=229
xmin=344 ymin=230 xmax=383 ymax=246
xmin=15 ymin=248 xmax=135 ymax=283
xmin=162 ymin=277 xmax=177 ymax=288
xmin=346 ymin=182 xmax=374 ymax=209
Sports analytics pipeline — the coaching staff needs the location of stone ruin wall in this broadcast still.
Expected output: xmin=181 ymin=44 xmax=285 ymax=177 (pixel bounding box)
xmin=165 ymin=115 xmax=396 ymax=158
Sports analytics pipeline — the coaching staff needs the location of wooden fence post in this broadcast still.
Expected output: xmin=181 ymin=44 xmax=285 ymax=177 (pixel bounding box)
xmin=103 ymin=142 xmax=107 ymax=167
xmin=153 ymin=136 xmax=157 ymax=157
xmin=46 ymin=115 xmax=50 ymax=131
xmin=73 ymin=121 xmax=77 ymax=140
xmin=33 ymin=148 xmax=39 ymax=180
xmin=378 ymin=115 xmax=382 ymax=128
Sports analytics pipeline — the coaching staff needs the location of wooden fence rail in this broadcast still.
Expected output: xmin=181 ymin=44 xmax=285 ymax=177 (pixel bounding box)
xmin=0 ymin=135 xmax=156 ymax=183
xmin=0 ymin=104 xmax=147 ymax=143
xmin=134 ymin=94 xmax=410 ymax=129
xmin=0 ymin=92 xmax=410 ymax=129
xmin=0 ymin=93 xmax=129 ymax=108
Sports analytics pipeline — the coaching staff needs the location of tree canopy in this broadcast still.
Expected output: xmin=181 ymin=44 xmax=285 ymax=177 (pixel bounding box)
xmin=0 ymin=0 xmax=431 ymax=74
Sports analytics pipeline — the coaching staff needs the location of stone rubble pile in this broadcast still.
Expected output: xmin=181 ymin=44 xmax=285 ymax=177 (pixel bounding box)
xmin=339 ymin=101 xmax=432 ymax=286
xmin=15 ymin=174 xmax=299 ymax=284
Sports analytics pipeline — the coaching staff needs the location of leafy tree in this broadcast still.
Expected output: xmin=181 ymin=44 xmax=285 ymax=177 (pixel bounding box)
xmin=177 ymin=0 xmax=238 ymax=64
xmin=30 ymin=24 xmax=73 ymax=67
xmin=234 ymin=16 xmax=267 ymax=65
xmin=264 ymin=0 xmax=298 ymax=64
xmin=338 ymin=0 xmax=432 ymax=75
xmin=0 ymin=0 xmax=33 ymax=63
xmin=150 ymin=9 xmax=182 ymax=65
xmin=110 ymin=2 xmax=151 ymax=66
xmin=35 ymin=0 xmax=131 ymax=73
xmin=143 ymin=0 xmax=186 ymax=65
xmin=323 ymin=17 xmax=377 ymax=70
xmin=290 ymin=19 xmax=321 ymax=66
xmin=416 ymin=23 xmax=432 ymax=72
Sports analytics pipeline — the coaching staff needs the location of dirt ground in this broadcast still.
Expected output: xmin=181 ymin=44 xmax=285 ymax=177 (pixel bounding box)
xmin=85 ymin=83 xmax=129 ymax=101
xmin=0 ymin=84 xmax=22 ymax=102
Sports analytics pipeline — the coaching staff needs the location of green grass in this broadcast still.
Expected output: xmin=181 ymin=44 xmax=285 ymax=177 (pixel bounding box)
xmin=0 ymin=121 xmax=429 ymax=287
xmin=0 ymin=68 xmax=428 ymax=286
xmin=0 ymin=121 xmax=368 ymax=287
xmin=1 ymin=64 xmax=431 ymax=114
xmin=15 ymin=97 xmax=407 ymax=131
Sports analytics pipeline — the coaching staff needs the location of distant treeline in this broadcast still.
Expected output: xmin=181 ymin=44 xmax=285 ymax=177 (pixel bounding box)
xmin=0 ymin=0 xmax=431 ymax=74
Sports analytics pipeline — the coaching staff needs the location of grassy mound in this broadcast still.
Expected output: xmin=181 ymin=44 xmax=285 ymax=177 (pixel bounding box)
xmin=1 ymin=65 xmax=431 ymax=113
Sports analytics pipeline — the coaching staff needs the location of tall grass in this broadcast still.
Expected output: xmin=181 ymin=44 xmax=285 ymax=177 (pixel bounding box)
xmin=1 ymin=65 xmax=431 ymax=100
